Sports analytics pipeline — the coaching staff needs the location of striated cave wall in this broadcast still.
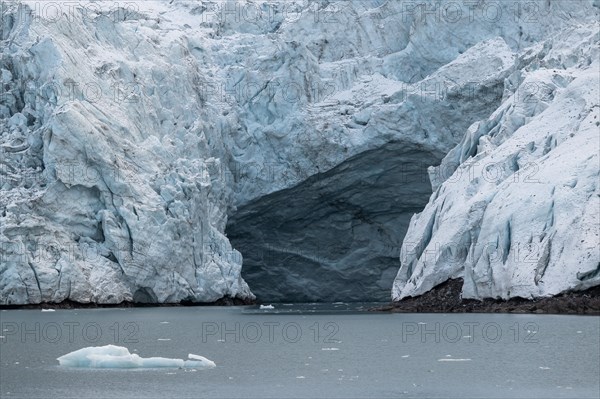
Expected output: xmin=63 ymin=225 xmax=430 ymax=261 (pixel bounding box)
xmin=227 ymin=143 xmax=444 ymax=302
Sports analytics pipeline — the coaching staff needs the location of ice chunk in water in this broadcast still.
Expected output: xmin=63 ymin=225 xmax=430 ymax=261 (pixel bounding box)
xmin=57 ymin=345 xmax=215 ymax=369
xmin=185 ymin=354 xmax=216 ymax=368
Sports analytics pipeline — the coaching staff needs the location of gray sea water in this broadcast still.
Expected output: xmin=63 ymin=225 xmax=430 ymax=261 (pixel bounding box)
xmin=1 ymin=305 xmax=598 ymax=398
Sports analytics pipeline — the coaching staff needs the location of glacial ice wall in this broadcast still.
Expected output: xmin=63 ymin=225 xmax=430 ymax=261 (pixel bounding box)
xmin=226 ymin=36 xmax=518 ymax=301
xmin=0 ymin=1 xmax=253 ymax=304
xmin=393 ymin=21 xmax=600 ymax=300
xmin=1 ymin=1 xmax=598 ymax=304
xmin=224 ymin=0 xmax=600 ymax=302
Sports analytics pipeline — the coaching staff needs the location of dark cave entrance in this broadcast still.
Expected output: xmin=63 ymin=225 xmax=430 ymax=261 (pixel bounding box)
xmin=226 ymin=142 xmax=444 ymax=302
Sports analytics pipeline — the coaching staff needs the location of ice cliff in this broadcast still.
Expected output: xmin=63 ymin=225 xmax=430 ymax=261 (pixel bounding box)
xmin=393 ymin=18 xmax=600 ymax=300
xmin=0 ymin=1 xmax=598 ymax=304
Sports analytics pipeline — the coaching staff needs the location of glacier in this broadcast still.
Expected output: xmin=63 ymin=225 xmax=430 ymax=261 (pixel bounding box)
xmin=0 ymin=0 xmax=598 ymax=304
xmin=393 ymin=22 xmax=600 ymax=300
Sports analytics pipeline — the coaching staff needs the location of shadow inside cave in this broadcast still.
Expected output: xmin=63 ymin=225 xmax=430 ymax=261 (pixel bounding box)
xmin=226 ymin=142 xmax=445 ymax=302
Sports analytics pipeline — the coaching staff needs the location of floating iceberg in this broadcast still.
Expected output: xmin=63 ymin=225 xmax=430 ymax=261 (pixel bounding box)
xmin=57 ymin=345 xmax=216 ymax=369
xmin=259 ymin=304 xmax=275 ymax=310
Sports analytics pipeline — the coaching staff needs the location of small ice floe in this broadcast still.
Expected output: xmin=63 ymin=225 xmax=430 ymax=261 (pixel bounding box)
xmin=437 ymin=358 xmax=471 ymax=362
xmin=539 ymin=366 xmax=551 ymax=370
xmin=576 ymin=331 xmax=582 ymax=334
xmin=259 ymin=304 xmax=275 ymax=310
xmin=401 ymin=355 xmax=410 ymax=358
xmin=418 ymin=322 xmax=426 ymax=325
xmin=41 ymin=309 xmax=55 ymax=312
xmin=321 ymin=347 xmax=340 ymax=351
xmin=57 ymin=345 xmax=216 ymax=369
xmin=296 ymin=376 xmax=305 ymax=379
xmin=462 ymin=335 xmax=472 ymax=339
xmin=157 ymin=339 xmax=171 ymax=341
xmin=338 ymin=374 xmax=360 ymax=381
xmin=159 ymin=322 xmax=170 ymax=324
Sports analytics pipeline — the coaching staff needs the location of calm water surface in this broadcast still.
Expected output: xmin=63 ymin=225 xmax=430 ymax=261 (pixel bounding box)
xmin=1 ymin=305 xmax=598 ymax=398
